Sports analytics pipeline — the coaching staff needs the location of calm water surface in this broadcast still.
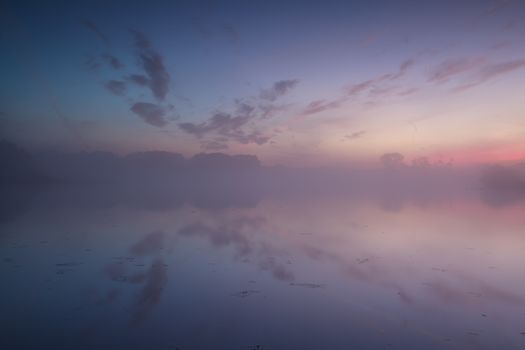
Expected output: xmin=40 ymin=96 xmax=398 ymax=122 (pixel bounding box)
xmin=1 ymin=186 xmax=525 ymax=349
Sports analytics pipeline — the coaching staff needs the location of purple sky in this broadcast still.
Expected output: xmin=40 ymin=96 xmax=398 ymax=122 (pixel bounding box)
xmin=1 ymin=0 xmax=525 ymax=166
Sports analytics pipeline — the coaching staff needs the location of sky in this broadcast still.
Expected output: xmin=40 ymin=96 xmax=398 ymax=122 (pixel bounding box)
xmin=1 ymin=0 xmax=524 ymax=167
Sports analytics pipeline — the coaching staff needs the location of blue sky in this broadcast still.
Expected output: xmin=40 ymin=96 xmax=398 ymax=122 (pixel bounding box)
xmin=1 ymin=0 xmax=525 ymax=166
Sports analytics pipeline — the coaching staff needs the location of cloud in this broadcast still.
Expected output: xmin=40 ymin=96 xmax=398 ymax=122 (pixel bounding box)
xmin=130 ymin=102 xmax=168 ymax=127
xmin=399 ymin=58 xmax=416 ymax=73
xmin=429 ymin=58 xmax=485 ymax=83
xmin=127 ymin=74 xmax=150 ymax=86
xmin=104 ymin=80 xmax=127 ymax=96
xmin=81 ymin=19 xmax=109 ymax=44
xmin=222 ymin=23 xmax=240 ymax=44
xmin=454 ymin=59 xmax=525 ymax=92
xmin=102 ymin=54 xmax=124 ymax=69
xmin=345 ymin=130 xmax=367 ymax=140
xmin=389 ymin=58 xmax=416 ymax=80
xmin=177 ymin=79 xmax=296 ymax=148
xmin=380 ymin=152 xmax=406 ymax=169
xmin=130 ymin=30 xmax=170 ymax=101
xmin=397 ymin=87 xmax=419 ymax=96
xmin=192 ymin=17 xmax=212 ymax=39
xmin=258 ymin=103 xmax=290 ymax=119
xmin=178 ymin=104 xmax=271 ymax=146
xmin=179 ymin=112 xmax=270 ymax=146
xmin=260 ymin=79 xmax=299 ymax=101
xmin=483 ymin=0 xmax=512 ymax=17
xmin=234 ymin=101 xmax=256 ymax=117
xmin=295 ymin=57 xmax=419 ymax=121
xmin=202 ymin=139 xmax=229 ymax=150
xmin=83 ymin=55 xmax=101 ymax=71
xmin=346 ymin=75 xmax=391 ymax=96
xmin=298 ymin=57 xmax=418 ymax=118
xmin=301 ymin=99 xmax=342 ymax=115
xmin=179 ymin=112 xmax=250 ymax=137
xmin=227 ymin=130 xmax=270 ymax=145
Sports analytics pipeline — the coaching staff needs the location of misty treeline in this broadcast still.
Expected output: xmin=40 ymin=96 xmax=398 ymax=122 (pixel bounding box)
xmin=1 ymin=139 xmax=524 ymax=194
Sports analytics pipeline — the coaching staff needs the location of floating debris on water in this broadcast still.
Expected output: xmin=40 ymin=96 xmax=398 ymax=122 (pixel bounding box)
xmin=290 ymin=283 xmax=325 ymax=289
xmin=431 ymin=267 xmax=447 ymax=272
xmin=55 ymin=262 xmax=83 ymax=267
xmin=232 ymin=290 xmax=261 ymax=298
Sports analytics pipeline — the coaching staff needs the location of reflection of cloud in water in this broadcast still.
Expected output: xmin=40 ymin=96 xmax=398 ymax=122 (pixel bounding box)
xmin=130 ymin=258 xmax=168 ymax=326
xmin=425 ymin=272 xmax=525 ymax=306
xmin=178 ymin=216 xmax=294 ymax=282
xmin=3 ymin=170 xmax=525 ymax=348
xmin=301 ymin=241 xmax=524 ymax=309
xmin=480 ymin=165 xmax=525 ymax=208
xmin=100 ymin=231 xmax=169 ymax=326
xmin=129 ymin=230 xmax=164 ymax=256
xmin=290 ymin=283 xmax=325 ymax=289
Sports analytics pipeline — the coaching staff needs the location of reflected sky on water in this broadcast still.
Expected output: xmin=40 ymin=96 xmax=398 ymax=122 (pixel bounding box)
xmin=1 ymin=185 xmax=525 ymax=350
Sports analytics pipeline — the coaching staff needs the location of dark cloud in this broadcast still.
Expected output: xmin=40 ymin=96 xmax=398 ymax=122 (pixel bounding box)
xmin=127 ymin=74 xmax=150 ymax=87
xmin=179 ymin=111 xmax=270 ymax=146
xmin=104 ymin=80 xmax=127 ymax=96
xmin=228 ymin=130 xmax=270 ymax=145
xmin=130 ymin=30 xmax=170 ymax=101
xmin=130 ymin=102 xmax=168 ymax=127
xmin=202 ymin=139 xmax=229 ymax=150
xmin=130 ymin=29 xmax=151 ymax=50
xmin=179 ymin=112 xmax=250 ymax=138
xmin=81 ymin=19 xmax=109 ymax=44
xmin=234 ymin=101 xmax=256 ymax=116
xmin=102 ymin=54 xmax=124 ymax=70
xmin=177 ymin=80 xmax=296 ymax=148
xmin=83 ymin=55 xmax=101 ymax=71
xmin=260 ymin=80 xmax=299 ymax=101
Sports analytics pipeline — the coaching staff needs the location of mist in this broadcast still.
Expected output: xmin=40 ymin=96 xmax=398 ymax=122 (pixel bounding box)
xmin=2 ymin=1 xmax=525 ymax=349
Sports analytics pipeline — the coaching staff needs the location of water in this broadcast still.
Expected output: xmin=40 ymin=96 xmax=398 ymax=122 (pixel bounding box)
xmin=1 ymin=185 xmax=525 ymax=349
